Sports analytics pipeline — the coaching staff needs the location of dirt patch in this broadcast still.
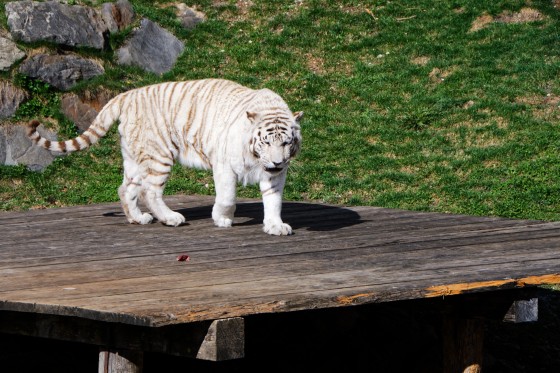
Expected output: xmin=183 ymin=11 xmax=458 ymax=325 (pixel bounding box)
xmin=469 ymin=13 xmax=494 ymax=32
xmin=516 ymin=93 xmax=560 ymax=108
xmin=517 ymin=93 xmax=560 ymax=120
xmin=305 ymin=52 xmax=325 ymax=74
xmin=411 ymin=56 xmax=430 ymax=66
xmin=235 ymin=0 xmax=254 ymax=15
xmin=428 ymin=67 xmax=455 ymax=83
xmin=470 ymin=8 xmax=547 ymax=32
xmin=212 ymin=0 xmax=254 ymax=22
xmin=496 ymin=7 xmax=546 ymax=23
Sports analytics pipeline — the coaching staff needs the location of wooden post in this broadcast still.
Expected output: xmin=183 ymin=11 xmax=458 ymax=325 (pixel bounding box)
xmin=99 ymin=348 xmax=143 ymax=373
xmin=196 ymin=317 xmax=245 ymax=361
xmin=503 ymin=298 xmax=538 ymax=323
xmin=443 ymin=317 xmax=484 ymax=373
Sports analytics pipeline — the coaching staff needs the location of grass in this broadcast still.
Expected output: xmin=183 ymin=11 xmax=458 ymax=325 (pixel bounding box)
xmin=1 ymin=0 xmax=560 ymax=221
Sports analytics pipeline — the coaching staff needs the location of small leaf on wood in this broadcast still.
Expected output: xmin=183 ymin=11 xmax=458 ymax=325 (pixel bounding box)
xmin=176 ymin=254 xmax=190 ymax=262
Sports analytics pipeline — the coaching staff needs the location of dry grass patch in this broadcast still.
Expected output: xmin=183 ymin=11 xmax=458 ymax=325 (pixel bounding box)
xmin=212 ymin=0 xmax=254 ymax=22
xmin=483 ymin=160 xmax=502 ymax=168
xmin=411 ymin=56 xmax=430 ymax=66
xmin=428 ymin=67 xmax=456 ymax=83
xmin=469 ymin=13 xmax=494 ymax=32
xmin=400 ymin=165 xmax=420 ymax=175
xmin=305 ymin=52 xmax=326 ymax=75
xmin=516 ymin=94 xmax=560 ymax=120
xmin=470 ymin=8 xmax=547 ymax=32
xmin=495 ymin=8 xmax=546 ymax=24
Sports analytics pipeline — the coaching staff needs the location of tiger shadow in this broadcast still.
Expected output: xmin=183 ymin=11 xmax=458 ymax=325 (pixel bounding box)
xmin=104 ymin=202 xmax=364 ymax=231
xmin=176 ymin=202 xmax=365 ymax=232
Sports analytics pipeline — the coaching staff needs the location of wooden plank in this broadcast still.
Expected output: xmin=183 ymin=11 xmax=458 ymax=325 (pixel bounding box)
xmin=3 ymin=230 xmax=557 ymax=287
xmin=3 ymin=230 xmax=560 ymax=304
xmin=1 ymin=262 xmax=558 ymax=326
xmin=1 ymin=211 xmax=556 ymax=269
xmin=0 ymin=310 xmax=232 ymax=358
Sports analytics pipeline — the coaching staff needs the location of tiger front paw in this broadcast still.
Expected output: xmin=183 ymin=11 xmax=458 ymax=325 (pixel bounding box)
xmin=129 ymin=213 xmax=154 ymax=225
xmin=214 ymin=216 xmax=233 ymax=228
xmin=263 ymin=222 xmax=293 ymax=236
xmin=162 ymin=212 xmax=186 ymax=227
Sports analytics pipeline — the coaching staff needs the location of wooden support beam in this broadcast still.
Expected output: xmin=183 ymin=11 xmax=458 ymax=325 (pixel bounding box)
xmin=99 ymin=349 xmax=143 ymax=373
xmin=0 ymin=311 xmax=244 ymax=361
xmin=443 ymin=317 xmax=484 ymax=373
xmin=196 ymin=317 xmax=245 ymax=361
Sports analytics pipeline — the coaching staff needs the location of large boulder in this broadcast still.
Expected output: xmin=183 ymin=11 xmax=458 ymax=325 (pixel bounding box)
xmin=0 ymin=123 xmax=57 ymax=171
xmin=101 ymin=0 xmax=135 ymax=33
xmin=19 ymin=54 xmax=105 ymax=91
xmin=117 ymin=18 xmax=184 ymax=75
xmin=0 ymin=36 xmax=25 ymax=71
xmin=61 ymin=89 xmax=114 ymax=133
xmin=0 ymin=81 xmax=28 ymax=119
xmin=5 ymin=1 xmax=107 ymax=49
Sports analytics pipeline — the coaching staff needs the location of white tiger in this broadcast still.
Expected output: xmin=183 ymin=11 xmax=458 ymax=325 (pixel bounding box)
xmin=27 ymin=79 xmax=303 ymax=235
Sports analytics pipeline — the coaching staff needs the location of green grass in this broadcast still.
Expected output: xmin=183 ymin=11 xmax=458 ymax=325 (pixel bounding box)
xmin=1 ymin=0 xmax=560 ymax=221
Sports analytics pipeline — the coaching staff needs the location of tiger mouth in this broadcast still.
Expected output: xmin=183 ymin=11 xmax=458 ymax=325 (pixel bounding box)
xmin=265 ymin=167 xmax=284 ymax=173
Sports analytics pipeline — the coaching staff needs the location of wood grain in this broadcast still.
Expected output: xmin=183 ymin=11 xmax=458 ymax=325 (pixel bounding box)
xmin=1 ymin=195 xmax=560 ymax=326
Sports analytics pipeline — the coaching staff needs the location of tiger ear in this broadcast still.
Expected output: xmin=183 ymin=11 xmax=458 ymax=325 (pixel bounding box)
xmin=293 ymin=111 xmax=304 ymax=124
xmin=247 ymin=111 xmax=258 ymax=124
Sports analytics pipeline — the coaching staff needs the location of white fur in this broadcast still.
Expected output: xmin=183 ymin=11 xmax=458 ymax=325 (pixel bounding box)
xmin=29 ymin=79 xmax=302 ymax=235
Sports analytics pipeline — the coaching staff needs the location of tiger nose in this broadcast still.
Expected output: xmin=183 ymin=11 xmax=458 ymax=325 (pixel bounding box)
xmin=273 ymin=161 xmax=283 ymax=167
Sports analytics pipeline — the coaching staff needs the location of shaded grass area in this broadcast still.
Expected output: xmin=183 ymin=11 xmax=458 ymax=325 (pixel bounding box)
xmin=1 ymin=0 xmax=560 ymax=221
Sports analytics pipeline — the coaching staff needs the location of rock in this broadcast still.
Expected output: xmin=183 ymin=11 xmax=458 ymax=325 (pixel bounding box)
xmin=5 ymin=1 xmax=107 ymax=50
xmin=101 ymin=0 xmax=135 ymax=33
xmin=117 ymin=18 xmax=184 ymax=75
xmin=175 ymin=4 xmax=206 ymax=30
xmin=0 ymin=36 xmax=25 ymax=71
xmin=0 ymin=123 xmax=57 ymax=171
xmin=61 ymin=89 xmax=113 ymax=133
xmin=0 ymin=129 xmax=6 ymax=165
xmin=19 ymin=54 xmax=104 ymax=91
xmin=0 ymin=81 xmax=28 ymax=119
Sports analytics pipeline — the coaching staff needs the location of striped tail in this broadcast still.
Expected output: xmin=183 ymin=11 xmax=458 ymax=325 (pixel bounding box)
xmin=27 ymin=101 xmax=120 ymax=153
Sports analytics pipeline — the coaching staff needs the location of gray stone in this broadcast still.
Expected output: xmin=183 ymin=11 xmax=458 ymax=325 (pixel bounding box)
xmin=19 ymin=54 xmax=104 ymax=91
xmin=0 ymin=36 xmax=25 ymax=71
xmin=0 ymin=128 xmax=6 ymax=165
xmin=5 ymin=1 xmax=107 ymax=50
xmin=1 ymin=123 xmax=57 ymax=171
xmin=101 ymin=0 xmax=135 ymax=33
xmin=117 ymin=18 xmax=184 ymax=75
xmin=176 ymin=4 xmax=206 ymax=30
xmin=0 ymin=81 xmax=28 ymax=119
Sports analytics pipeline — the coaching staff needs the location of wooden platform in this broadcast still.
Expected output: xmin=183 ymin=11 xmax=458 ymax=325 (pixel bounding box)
xmin=1 ymin=195 xmax=560 ymax=371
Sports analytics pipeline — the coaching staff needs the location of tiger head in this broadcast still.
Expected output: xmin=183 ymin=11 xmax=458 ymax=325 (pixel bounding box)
xmin=247 ymin=110 xmax=303 ymax=174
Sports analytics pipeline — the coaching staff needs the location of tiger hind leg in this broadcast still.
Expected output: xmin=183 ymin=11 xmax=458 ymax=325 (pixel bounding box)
xmin=118 ymin=176 xmax=154 ymax=225
xmin=142 ymin=174 xmax=186 ymax=227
